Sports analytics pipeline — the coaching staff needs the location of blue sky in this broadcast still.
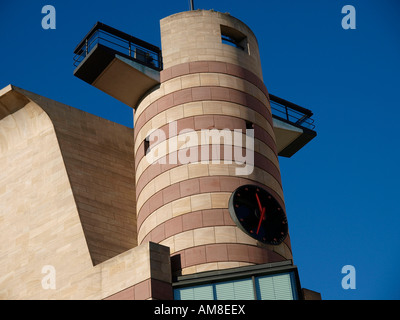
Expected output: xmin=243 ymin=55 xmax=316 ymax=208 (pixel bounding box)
xmin=1 ymin=0 xmax=400 ymax=300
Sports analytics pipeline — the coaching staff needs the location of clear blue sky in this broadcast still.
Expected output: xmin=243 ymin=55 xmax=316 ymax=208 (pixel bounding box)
xmin=1 ymin=0 xmax=399 ymax=300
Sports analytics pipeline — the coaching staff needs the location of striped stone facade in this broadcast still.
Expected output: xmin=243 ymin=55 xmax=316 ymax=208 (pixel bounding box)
xmin=134 ymin=11 xmax=292 ymax=277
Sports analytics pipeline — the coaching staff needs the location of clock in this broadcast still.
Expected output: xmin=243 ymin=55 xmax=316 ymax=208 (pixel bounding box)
xmin=228 ymin=185 xmax=288 ymax=245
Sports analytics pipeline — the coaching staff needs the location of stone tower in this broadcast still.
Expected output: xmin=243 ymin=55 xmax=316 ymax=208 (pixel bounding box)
xmin=133 ymin=10 xmax=292 ymax=276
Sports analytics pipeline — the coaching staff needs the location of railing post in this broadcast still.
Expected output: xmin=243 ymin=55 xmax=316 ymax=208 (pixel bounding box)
xmin=285 ymin=106 xmax=289 ymax=121
xmin=85 ymin=39 xmax=88 ymax=56
xmin=158 ymin=51 xmax=163 ymax=70
xmin=128 ymin=41 xmax=131 ymax=57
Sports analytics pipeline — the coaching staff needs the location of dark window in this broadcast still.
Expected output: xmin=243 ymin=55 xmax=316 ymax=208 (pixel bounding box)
xmin=144 ymin=137 xmax=150 ymax=154
xmin=245 ymin=120 xmax=254 ymax=130
xmin=220 ymin=25 xmax=248 ymax=52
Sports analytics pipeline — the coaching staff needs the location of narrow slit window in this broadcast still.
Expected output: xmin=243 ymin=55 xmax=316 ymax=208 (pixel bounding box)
xmin=144 ymin=137 xmax=150 ymax=154
xmin=220 ymin=25 xmax=248 ymax=53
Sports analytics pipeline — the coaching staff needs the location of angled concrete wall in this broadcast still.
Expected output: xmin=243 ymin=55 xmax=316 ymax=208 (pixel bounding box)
xmin=0 ymin=85 xmax=137 ymax=265
xmin=0 ymin=85 xmax=172 ymax=299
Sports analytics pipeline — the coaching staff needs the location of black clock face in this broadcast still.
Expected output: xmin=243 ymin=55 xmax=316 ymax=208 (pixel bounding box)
xmin=228 ymin=185 xmax=288 ymax=245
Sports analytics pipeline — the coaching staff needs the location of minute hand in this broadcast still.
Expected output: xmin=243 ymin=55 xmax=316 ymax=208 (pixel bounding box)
xmin=257 ymin=208 xmax=265 ymax=235
xmin=255 ymin=193 xmax=263 ymax=212
xmin=255 ymin=193 xmax=266 ymax=235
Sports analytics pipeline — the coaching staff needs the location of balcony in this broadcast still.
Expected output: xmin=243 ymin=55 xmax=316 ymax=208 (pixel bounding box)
xmin=270 ymin=94 xmax=317 ymax=157
xmin=73 ymin=22 xmax=162 ymax=108
xmin=72 ymin=23 xmax=315 ymax=157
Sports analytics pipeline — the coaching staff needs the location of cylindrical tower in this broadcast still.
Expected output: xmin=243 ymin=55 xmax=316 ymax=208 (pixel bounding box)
xmin=134 ymin=10 xmax=292 ymax=276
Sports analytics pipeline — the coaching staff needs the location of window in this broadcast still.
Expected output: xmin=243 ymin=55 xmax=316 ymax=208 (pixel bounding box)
xmin=144 ymin=137 xmax=150 ymax=154
xmin=245 ymin=120 xmax=254 ymax=130
xmin=174 ymin=278 xmax=255 ymax=301
xmin=175 ymin=284 xmax=214 ymax=300
xmin=255 ymin=273 xmax=298 ymax=300
xmin=174 ymin=272 xmax=298 ymax=301
xmin=220 ymin=25 xmax=248 ymax=53
xmin=215 ymin=278 xmax=255 ymax=300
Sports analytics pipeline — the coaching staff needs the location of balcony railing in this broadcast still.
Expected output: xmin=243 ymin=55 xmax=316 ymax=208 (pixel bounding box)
xmin=269 ymin=94 xmax=315 ymax=131
xmin=73 ymin=22 xmax=162 ymax=71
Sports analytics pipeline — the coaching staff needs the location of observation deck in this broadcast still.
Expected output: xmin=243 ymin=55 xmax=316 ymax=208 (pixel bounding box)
xmin=73 ymin=22 xmax=162 ymax=108
xmin=73 ymin=22 xmax=316 ymax=157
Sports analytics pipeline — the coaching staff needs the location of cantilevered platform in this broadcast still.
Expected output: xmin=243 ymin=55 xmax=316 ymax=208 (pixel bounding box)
xmin=269 ymin=94 xmax=317 ymax=157
xmin=73 ymin=23 xmax=316 ymax=157
xmin=73 ymin=22 xmax=162 ymax=108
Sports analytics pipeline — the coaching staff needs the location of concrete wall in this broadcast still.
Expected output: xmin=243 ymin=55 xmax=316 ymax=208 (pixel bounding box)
xmin=0 ymin=85 xmax=171 ymax=299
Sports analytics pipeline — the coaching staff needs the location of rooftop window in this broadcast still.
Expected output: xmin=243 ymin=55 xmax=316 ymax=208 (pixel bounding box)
xmin=220 ymin=25 xmax=248 ymax=53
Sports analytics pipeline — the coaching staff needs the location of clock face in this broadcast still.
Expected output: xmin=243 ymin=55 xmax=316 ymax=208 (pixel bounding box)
xmin=228 ymin=185 xmax=288 ymax=245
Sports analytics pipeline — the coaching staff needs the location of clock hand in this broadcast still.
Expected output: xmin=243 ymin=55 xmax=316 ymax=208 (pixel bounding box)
xmin=255 ymin=193 xmax=263 ymax=212
xmin=255 ymin=193 xmax=266 ymax=235
xmin=256 ymin=206 xmax=265 ymax=235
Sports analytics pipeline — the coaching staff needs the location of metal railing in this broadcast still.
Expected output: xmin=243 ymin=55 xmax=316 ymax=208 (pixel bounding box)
xmin=221 ymin=35 xmax=245 ymax=50
xmin=269 ymin=94 xmax=315 ymax=130
xmin=73 ymin=22 xmax=162 ymax=71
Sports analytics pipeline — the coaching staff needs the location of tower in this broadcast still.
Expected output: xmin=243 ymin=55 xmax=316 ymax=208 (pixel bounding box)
xmin=134 ymin=10 xmax=291 ymax=276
